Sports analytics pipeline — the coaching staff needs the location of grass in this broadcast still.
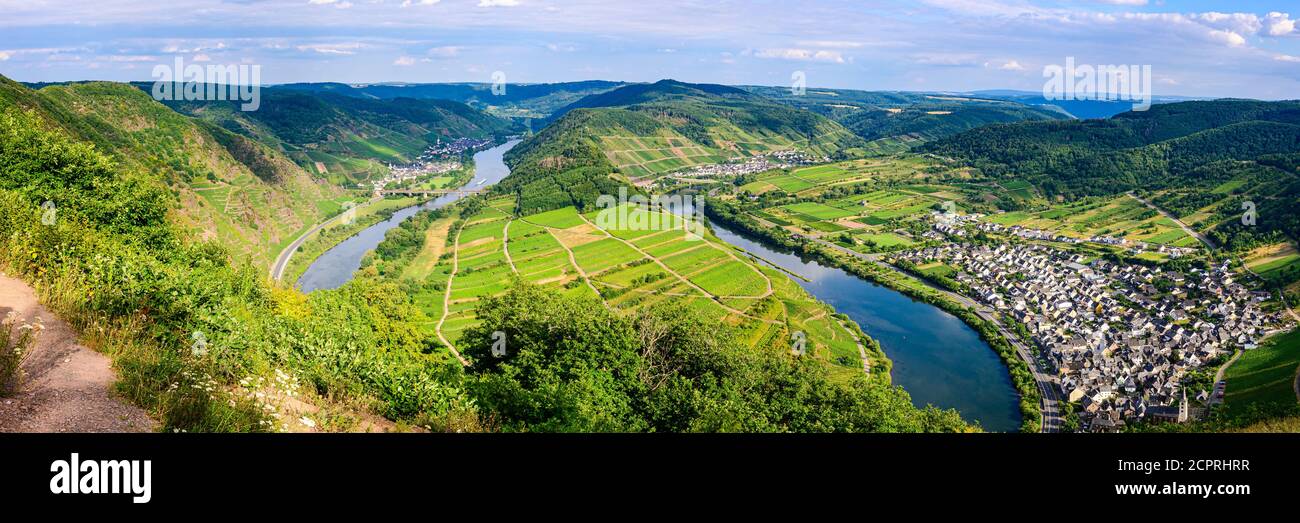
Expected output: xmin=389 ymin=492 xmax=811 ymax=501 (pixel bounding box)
xmin=1253 ymin=254 xmax=1300 ymax=282
xmin=1224 ymin=329 xmax=1300 ymax=407
xmin=0 ymin=312 xmax=40 ymax=396
xmin=784 ymin=202 xmax=858 ymax=220
xmin=858 ymin=233 xmax=914 ymax=248
xmin=523 ymin=207 xmax=586 ymax=229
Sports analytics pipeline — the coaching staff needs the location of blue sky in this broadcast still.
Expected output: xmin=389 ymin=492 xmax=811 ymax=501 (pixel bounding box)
xmin=1 ymin=0 xmax=1298 ymax=98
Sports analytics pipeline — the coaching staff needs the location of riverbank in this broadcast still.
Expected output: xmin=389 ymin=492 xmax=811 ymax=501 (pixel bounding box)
xmin=276 ymin=196 xmax=424 ymax=284
xmin=296 ymin=140 xmax=521 ymax=293
xmin=705 ymin=198 xmax=1041 ymax=432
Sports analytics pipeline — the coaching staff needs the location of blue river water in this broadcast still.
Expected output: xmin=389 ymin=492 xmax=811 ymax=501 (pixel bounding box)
xmin=706 ymin=223 xmax=1022 ymax=432
xmin=296 ymin=139 xmax=520 ymax=292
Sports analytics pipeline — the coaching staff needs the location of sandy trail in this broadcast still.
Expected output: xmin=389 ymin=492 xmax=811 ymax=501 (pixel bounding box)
xmin=0 ymin=273 xmax=156 ymax=433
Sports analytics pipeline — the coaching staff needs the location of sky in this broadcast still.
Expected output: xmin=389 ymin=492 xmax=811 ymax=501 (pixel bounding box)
xmin=1 ymin=0 xmax=1298 ymax=99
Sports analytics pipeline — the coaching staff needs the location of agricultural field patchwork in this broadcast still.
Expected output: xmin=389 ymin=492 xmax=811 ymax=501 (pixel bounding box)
xmin=384 ymin=195 xmax=881 ymax=376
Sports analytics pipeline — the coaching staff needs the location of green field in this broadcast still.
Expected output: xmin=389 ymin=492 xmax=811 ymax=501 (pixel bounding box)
xmin=783 ymin=202 xmax=858 ymax=221
xmin=1224 ymin=330 xmax=1300 ymax=407
xmin=1253 ymin=254 xmax=1300 ymax=282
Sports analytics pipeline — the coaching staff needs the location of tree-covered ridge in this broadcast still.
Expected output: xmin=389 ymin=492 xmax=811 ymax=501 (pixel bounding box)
xmin=741 ymin=86 xmax=1068 ymax=149
xmin=500 ymin=80 xmax=864 ymax=215
xmin=837 ymin=101 xmax=1066 ymax=143
xmin=159 ymin=88 xmax=521 ymax=184
xmin=923 ymin=100 xmax=1300 ymax=199
xmin=0 ymin=75 xmax=339 ymax=268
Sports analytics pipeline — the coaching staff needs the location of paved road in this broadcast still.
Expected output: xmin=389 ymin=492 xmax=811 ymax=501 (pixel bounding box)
xmin=269 ymin=197 xmax=379 ymax=282
xmin=1128 ymin=192 xmax=1219 ymax=252
xmin=808 ymin=235 xmax=1064 ymax=433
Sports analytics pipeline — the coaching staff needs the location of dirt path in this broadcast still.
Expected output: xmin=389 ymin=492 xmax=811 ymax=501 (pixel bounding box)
xmin=435 ymin=226 xmax=469 ymax=366
xmin=1128 ymin=192 xmax=1219 ymax=254
xmin=502 ymin=219 xmax=518 ymax=273
xmin=0 ymin=273 xmax=156 ymax=433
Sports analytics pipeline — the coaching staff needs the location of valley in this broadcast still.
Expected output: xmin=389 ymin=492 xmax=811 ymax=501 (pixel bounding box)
xmin=0 ymin=73 xmax=1296 ymax=434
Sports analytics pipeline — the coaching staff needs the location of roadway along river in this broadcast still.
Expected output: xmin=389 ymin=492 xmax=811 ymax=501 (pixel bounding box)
xmin=296 ymin=139 xmax=520 ymax=292
xmin=706 ymin=221 xmax=1022 ymax=432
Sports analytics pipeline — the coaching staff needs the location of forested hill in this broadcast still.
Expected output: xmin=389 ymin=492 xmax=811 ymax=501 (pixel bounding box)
xmin=157 ymin=88 xmax=520 ymax=185
xmin=923 ymin=99 xmax=1300 ymax=248
xmin=499 ymin=79 xmax=864 ymax=215
xmin=0 ymin=75 xmax=338 ymax=267
xmin=741 ymin=86 xmax=1068 ymax=152
xmin=923 ymin=99 xmax=1300 ymax=198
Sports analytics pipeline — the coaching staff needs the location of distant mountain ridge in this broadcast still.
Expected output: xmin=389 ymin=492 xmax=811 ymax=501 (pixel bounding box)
xmin=270 ymin=80 xmax=628 ymax=122
xmin=740 ymin=86 xmax=1069 ymax=152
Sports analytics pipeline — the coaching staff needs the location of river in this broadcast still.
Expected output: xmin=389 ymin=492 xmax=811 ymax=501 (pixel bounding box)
xmin=706 ymin=223 xmax=1022 ymax=432
xmin=296 ymin=139 xmax=520 ymax=292
xmin=296 ymin=138 xmax=1021 ymax=431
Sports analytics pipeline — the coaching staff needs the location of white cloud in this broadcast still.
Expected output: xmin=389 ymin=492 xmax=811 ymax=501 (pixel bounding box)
xmin=998 ymin=60 xmax=1025 ymax=71
xmin=796 ymin=40 xmax=866 ymax=49
xmin=191 ymin=54 xmax=211 ymax=62
xmin=477 ymin=0 xmax=520 ymax=6
xmin=754 ymin=48 xmax=845 ymax=63
xmin=1264 ymin=12 xmax=1296 ymax=36
xmin=401 ymin=0 xmax=440 ymax=6
xmin=427 ymin=46 xmax=461 ymax=58
xmin=911 ymin=53 xmax=979 ymax=66
xmin=0 ymin=52 xmax=12 ymax=61
xmin=393 ymin=56 xmax=416 ymax=66
xmin=1274 ymin=54 xmax=1300 ymax=63
xmin=295 ymin=42 xmax=363 ymax=55
xmin=307 ymin=0 xmax=351 ymax=8
xmin=1206 ymin=29 xmax=1247 ymax=47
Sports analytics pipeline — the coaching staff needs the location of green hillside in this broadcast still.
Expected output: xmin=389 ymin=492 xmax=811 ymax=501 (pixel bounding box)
xmin=160 ymin=89 xmax=521 ymax=185
xmin=742 ymin=87 xmax=1067 ymax=152
xmin=500 ymin=80 xmax=864 ymax=214
xmin=0 ymin=76 xmax=340 ymax=268
xmin=924 ymin=99 xmax=1300 ymax=302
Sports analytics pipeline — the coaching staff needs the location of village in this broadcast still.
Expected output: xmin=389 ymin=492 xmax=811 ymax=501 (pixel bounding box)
xmin=927 ymin=211 xmax=1197 ymax=259
xmin=667 ymin=150 xmax=827 ymax=181
xmin=368 ymin=138 xmax=496 ymax=193
xmin=897 ymin=221 xmax=1293 ymax=432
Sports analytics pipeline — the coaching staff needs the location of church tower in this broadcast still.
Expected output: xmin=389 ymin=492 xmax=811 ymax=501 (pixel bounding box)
xmin=1178 ymin=389 xmax=1189 ymax=423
